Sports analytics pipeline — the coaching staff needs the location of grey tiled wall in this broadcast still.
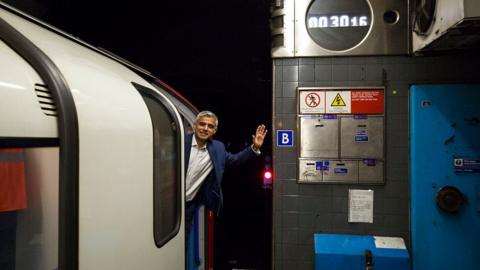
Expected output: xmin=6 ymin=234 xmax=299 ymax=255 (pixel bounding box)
xmin=272 ymin=52 xmax=480 ymax=270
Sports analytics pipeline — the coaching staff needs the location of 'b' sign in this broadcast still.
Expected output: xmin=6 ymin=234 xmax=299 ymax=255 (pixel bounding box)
xmin=277 ymin=130 xmax=293 ymax=147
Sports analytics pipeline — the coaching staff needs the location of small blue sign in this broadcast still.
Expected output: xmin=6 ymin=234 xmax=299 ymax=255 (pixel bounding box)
xmin=323 ymin=114 xmax=337 ymax=119
xmin=354 ymin=114 xmax=368 ymax=119
xmin=363 ymin=159 xmax=377 ymax=166
xmin=454 ymin=158 xmax=480 ymax=173
xmin=334 ymin=168 xmax=348 ymax=174
xmin=315 ymin=160 xmax=330 ymax=171
xmin=355 ymin=135 xmax=369 ymax=142
xmin=356 ymin=129 xmax=368 ymax=136
xmin=277 ymin=130 xmax=293 ymax=147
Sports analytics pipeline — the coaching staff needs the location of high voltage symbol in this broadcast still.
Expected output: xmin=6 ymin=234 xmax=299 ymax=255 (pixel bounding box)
xmin=331 ymin=93 xmax=346 ymax=106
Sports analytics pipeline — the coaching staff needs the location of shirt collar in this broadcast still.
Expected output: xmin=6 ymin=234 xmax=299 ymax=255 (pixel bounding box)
xmin=192 ymin=135 xmax=207 ymax=150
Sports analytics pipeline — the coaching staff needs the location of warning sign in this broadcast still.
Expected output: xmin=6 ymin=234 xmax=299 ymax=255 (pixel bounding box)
xmin=351 ymin=90 xmax=384 ymax=114
xmin=326 ymin=91 xmax=351 ymax=113
xmin=306 ymin=93 xmax=321 ymax=108
xmin=299 ymin=90 xmax=325 ymax=114
xmin=331 ymin=93 xmax=346 ymax=106
xmin=299 ymin=88 xmax=383 ymax=115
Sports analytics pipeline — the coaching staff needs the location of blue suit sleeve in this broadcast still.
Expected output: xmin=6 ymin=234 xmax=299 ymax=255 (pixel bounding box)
xmin=225 ymin=145 xmax=258 ymax=170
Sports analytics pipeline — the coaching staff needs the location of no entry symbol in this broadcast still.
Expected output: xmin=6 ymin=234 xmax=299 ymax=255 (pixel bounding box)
xmin=305 ymin=93 xmax=321 ymax=108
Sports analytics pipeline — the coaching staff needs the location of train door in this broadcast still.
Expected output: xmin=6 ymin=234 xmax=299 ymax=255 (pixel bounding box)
xmin=132 ymin=82 xmax=186 ymax=269
xmin=1 ymin=6 xmax=188 ymax=269
xmin=0 ymin=34 xmax=63 ymax=269
xmin=410 ymin=84 xmax=480 ymax=270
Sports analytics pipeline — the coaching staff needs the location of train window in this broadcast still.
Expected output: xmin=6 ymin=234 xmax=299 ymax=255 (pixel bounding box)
xmin=0 ymin=147 xmax=60 ymax=269
xmin=150 ymin=81 xmax=198 ymax=134
xmin=133 ymin=83 xmax=181 ymax=248
xmin=182 ymin=115 xmax=194 ymax=135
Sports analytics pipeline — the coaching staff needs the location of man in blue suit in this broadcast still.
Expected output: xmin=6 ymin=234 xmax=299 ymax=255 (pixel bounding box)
xmin=185 ymin=110 xmax=267 ymax=233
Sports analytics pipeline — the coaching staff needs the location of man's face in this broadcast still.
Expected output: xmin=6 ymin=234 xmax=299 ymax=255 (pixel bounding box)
xmin=193 ymin=116 xmax=217 ymax=143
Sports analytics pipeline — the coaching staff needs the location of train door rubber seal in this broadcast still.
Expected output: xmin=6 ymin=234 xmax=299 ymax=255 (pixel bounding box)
xmin=0 ymin=16 xmax=80 ymax=270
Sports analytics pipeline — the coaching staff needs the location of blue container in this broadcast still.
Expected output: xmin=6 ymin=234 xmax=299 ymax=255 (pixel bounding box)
xmin=314 ymin=234 xmax=410 ymax=270
xmin=410 ymin=84 xmax=480 ymax=270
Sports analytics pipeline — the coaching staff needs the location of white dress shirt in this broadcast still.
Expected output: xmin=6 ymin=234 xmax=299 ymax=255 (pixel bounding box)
xmin=185 ymin=136 xmax=213 ymax=202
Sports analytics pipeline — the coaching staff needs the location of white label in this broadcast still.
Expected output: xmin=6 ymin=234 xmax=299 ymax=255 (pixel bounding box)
xmin=374 ymin=236 xmax=407 ymax=249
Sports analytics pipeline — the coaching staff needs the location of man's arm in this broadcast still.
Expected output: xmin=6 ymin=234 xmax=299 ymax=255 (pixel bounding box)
xmin=225 ymin=124 xmax=268 ymax=168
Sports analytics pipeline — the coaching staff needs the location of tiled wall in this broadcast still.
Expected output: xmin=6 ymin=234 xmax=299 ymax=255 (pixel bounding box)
xmin=272 ymin=52 xmax=480 ymax=270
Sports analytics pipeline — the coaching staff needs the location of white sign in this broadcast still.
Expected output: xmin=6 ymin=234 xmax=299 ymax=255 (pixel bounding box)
xmin=374 ymin=236 xmax=407 ymax=249
xmin=277 ymin=130 xmax=294 ymax=147
xmin=348 ymin=189 xmax=373 ymax=223
xmin=299 ymin=90 xmax=325 ymax=114
xmin=326 ymin=91 xmax=351 ymax=114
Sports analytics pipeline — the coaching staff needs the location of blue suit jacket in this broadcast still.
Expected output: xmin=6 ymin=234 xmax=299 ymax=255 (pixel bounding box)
xmin=185 ymin=134 xmax=257 ymax=214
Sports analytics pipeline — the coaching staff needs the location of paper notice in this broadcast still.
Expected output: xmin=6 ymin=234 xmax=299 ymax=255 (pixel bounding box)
xmin=348 ymin=189 xmax=374 ymax=223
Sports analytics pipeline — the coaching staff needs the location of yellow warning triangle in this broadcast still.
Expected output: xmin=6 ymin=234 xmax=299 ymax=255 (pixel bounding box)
xmin=331 ymin=93 xmax=346 ymax=106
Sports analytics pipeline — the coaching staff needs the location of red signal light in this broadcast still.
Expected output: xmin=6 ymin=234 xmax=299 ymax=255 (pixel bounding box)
xmin=263 ymin=170 xmax=273 ymax=187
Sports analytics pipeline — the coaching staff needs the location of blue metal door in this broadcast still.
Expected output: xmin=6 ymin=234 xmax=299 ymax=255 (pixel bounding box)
xmin=410 ymin=84 xmax=480 ymax=270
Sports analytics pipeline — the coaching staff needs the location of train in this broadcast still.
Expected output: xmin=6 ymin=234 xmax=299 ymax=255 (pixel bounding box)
xmin=0 ymin=2 xmax=200 ymax=269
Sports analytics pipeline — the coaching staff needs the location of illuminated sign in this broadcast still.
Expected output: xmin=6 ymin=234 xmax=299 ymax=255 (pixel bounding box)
xmin=306 ymin=0 xmax=372 ymax=51
xmin=307 ymin=14 xmax=369 ymax=28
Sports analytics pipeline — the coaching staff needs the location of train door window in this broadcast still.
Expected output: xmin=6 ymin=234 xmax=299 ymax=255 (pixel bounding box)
xmin=133 ymin=83 xmax=182 ymax=247
xmin=182 ymin=115 xmax=194 ymax=135
xmin=0 ymin=147 xmax=60 ymax=270
xmin=150 ymin=81 xmax=198 ymax=133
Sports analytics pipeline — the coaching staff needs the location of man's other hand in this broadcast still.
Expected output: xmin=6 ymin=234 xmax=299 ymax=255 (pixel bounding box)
xmin=252 ymin=124 xmax=268 ymax=151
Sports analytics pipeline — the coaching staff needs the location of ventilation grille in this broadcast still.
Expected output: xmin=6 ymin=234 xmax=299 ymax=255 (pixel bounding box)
xmin=34 ymin=83 xmax=57 ymax=117
xmin=413 ymin=0 xmax=437 ymax=36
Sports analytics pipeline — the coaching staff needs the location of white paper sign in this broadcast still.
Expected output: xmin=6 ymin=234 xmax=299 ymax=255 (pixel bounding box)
xmin=348 ymin=189 xmax=374 ymax=223
xmin=299 ymin=90 xmax=325 ymax=114
xmin=374 ymin=236 xmax=407 ymax=249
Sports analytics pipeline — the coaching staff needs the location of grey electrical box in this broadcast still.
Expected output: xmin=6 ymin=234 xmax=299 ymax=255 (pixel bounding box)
xmin=323 ymin=160 xmax=359 ymax=183
xmin=297 ymin=87 xmax=385 ymax=184
xmin=340 ymin=116 xmax=384 ymax=159
xmin=359 ymin=159 xmax=384 ymax=183
xmin=300 ymin=116 xmax=338 ymax=158
xmin=298 ymin=158 xmax=324 ymax=183
xmin=271 ymin=0 xmax=409 ymax=58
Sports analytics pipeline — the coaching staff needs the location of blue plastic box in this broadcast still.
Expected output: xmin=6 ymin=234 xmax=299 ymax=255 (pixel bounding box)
xmin=314 ymin=234 xmax=410 ymax=270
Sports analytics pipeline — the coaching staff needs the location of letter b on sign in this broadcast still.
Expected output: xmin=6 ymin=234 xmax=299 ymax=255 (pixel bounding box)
xmin=282 ymin=133 xmax=290 ymax=144
xmin=277 ymin=130 xmax=293 ymax=147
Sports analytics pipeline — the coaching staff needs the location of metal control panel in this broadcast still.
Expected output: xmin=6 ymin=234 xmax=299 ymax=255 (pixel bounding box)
xmin=297 ymin=87 xmax=385 ymax=184
xmin=300 ymin=116 xmax=338 ymax=158
xmin=271 ymin=0 xmax=408 ymax=58
xmin=340 ymin=116 xmax=384 ymax=159
xmin=322 ymin=160 xmax=359 ymax=183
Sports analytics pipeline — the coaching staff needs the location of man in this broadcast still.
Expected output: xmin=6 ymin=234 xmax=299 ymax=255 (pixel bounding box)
xmin=185 ymin=110 xmax=267 ymax=232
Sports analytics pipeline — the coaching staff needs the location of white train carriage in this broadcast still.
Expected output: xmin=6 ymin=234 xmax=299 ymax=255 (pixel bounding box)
xmin=0 ymin=2 xmax=198 ymax=269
